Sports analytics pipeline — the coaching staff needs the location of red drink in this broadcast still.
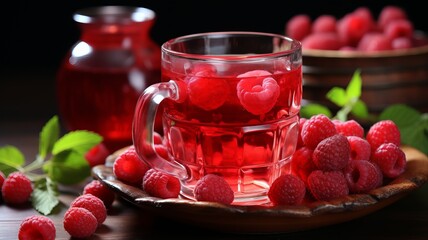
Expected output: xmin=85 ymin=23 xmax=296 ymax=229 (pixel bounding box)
xmin=161 ymin=64 xmax=302 ymax=203
xmin=133 ymin=32 xmax=302 ymax=204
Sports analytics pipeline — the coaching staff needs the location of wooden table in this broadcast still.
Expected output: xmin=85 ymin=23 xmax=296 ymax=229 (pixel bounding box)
xmin=1 ymin=120 xmax=428 ymax=240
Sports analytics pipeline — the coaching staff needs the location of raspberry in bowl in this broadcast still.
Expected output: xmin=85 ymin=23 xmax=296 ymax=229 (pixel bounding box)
xmin=285 ymin=5 xmax=428 ymax=115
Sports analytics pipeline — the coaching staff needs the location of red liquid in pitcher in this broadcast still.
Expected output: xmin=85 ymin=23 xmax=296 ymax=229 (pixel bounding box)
xmin=57 ymin=65 xmax=160 ymax=151
xmin=162 ymin=63 xmax=302 ymax=203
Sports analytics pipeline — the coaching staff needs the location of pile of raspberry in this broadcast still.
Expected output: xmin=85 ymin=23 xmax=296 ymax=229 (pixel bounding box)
xmin=268 ymin=114 xmax=406 ymax=205
xmin=285 ymin=5 xmax=423 ymax=52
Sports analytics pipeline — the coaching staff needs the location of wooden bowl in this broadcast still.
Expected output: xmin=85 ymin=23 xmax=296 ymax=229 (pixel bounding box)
xmin=302 ymin=36 xmax=428 ymax=115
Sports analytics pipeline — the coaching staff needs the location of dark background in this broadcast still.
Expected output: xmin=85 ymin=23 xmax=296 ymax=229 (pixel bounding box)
xmin=1 ymin=0 xmax=426 ymax=123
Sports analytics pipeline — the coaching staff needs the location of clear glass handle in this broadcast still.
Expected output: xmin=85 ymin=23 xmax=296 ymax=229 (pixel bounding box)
xmin=132 ymin=80 xmax=188 ymax=179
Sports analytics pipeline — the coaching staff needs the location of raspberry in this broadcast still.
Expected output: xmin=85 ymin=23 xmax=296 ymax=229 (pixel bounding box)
xmin=302 ymin=32 xmax=343 ymax=50
xmin=347 ymin=136 xmax=371 ymax=161
xmin=290 ymin=146 xmax=316 ymax=184
xmin=357 ymin=33 xmax=393 ymax=52
xmin=366 ymin=120 xmax=401 ymax=153
xmin=384 ymin=19 xmax=414 ymax=40
xmin=142 ymin=169 xmax=181 ymax=199
xmin=236 ymin=70 xmax=280 ymax=115
xmin=0 ymin=171 xmax=4 ymax=189
xmin=85 ymin=143 xmax=110 ymax=168
xmin=301 ymin=114 xmax=337 ymax=150
xmin=378 ymin=5 xmax=407 ymax=31
xmin=63 ymin=207 xmax=98 ymax=238
xmin=193 ymin=174 xmax=234 ymax=205
xmin=337 ymin=13 xmax=372 ymax=47
xmin=392 ymin=37 xmax=412 ymax=50
xmin=296 ymin=117 xmax=307 ymax=148
xmin=353 ymin=7 xmax=376 ymax=31
xmin=1 ymin=172 xmax=33 ymax=205
xmin=70 ymin=194 xmax=107 ymax=225
xmin=371 ymin=143 xmax=406 ymax=178
xmin=285 ymin=14 xmax=312 ymax=41
xmin=307 ymin=170 xmax=349 ymax=201
xmin=113 ymin=146 xmax=150 ymax=186
xmin=313 ymin=134 xmax=350 ymax=171
xmin=18 ymin=215 xmax=56 ymax=240
xmin=344 ymin=160 xmax=383 ymax=194
xmin=187 ymin=67 xmax=229 ymax=111
xmin=83 ymin=180 xmax=116 ymax=208
xmin=312 ymin=15 xmax=337 ymax=33
xmin=332 ymin=119 xmax=364 ymax=138
xmin=268 ymin=174 xmax=306 ymax=206
xmin=154 ymin=144 xmax=168 ymax=160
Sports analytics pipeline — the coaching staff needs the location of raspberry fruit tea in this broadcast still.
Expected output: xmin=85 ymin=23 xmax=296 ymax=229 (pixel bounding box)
xmin=133 ymin=32 xmax=302 ymax=204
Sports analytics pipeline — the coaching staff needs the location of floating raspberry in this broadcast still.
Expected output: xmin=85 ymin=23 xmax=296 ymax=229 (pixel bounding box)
xmin=372 ymin=143 xmax=406 ymax=178
xmin=268 ymin=174 xmax=306 ymax=206
xmin=83 ymin=180 xmax=116 ymax=208
xmin=285 ymin=14 xmax=312 ymax=41
xmin=366 ymin=120 xmax=401 ymax=153
xmin=347 ymin=136 xmax=371 ymax=161
xmin=313 ymin=134 xmax=350 ymax=171
xmin=193 ymin=174 xmax=234 ymax=205
xmin=142 ymin=169 xmax=181 ymax=199
xmin=290 ymin=146 xmax=316 ymax=185
xmin=187 ymin=68 xmax=229 ymax=111
xmin=333 ymin=119 xmax=364 ymax=138
xmin=113 ymin=146 xmax=150 ymax=186
xmin=18 ymin=215 xmax=56 ymax=240
xmin=301 ymin=114 xmax=337 ymax=150
xmin=236 ymin=70 xmax=280 ymax=115
xmin=63 ymin=207 xmax=98 ymax=238
xmin=85 ymin=143 xmax=110 ymax=168
xmin=344 ymin=160 xmax=383 ymax=193
xmin=307 ymin=170 xmax=349 ymax=201
xmin=1 ymin=172 xmax=33 ymax=205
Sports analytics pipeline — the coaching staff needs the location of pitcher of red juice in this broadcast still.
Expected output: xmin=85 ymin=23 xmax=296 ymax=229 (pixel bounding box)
xmin=133 ymin=32 xmax=302 ymax=205
xmin=56 ymin=6 xmax=161 ymax=152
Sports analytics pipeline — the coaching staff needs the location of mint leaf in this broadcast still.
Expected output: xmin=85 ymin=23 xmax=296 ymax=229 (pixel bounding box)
xmin=0 ymin=145 xmax=25 ymax=175
xmin=39 ymin=116 xmax=60 ymax=158
xmin=400 ymin=117 xmax=428 ymax=155
xmin=350 ymin=99 xmax=369 ymax=119
xmin=300 ymin=103 xmax=333 ymax=118
xmin=31 ymin=177 xmax=60 ymax=215
xmin=379 ymin=104 xmax=421 ymax=128
xmin=346 ymin=69 xmax=362 ymax=99
xmin=52 ymin=130 xmax=102 ymax=155
xmin=326 ymin=87 xmax=347 ymax=107
xmin=43 ymin=150 xmax=91 ymax=185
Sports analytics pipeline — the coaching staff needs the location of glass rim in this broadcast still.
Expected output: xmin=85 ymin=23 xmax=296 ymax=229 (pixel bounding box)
xmin=161 ymin=31 xmax=302 ymax=61
xmin=73 ymin=5 xmax=156 ymax=24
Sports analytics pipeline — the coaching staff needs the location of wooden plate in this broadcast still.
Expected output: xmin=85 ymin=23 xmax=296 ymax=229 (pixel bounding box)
xmin=91 ymin=146 xmax=428 ymax=234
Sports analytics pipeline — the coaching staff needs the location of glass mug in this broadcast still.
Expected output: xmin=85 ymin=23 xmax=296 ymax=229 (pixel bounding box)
xmin=133 ymin=32 xmax=302 ymax=205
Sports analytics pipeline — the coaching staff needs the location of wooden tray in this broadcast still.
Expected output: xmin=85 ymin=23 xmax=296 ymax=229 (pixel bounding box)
xmin=91 ymin=146 xmax=428 ymax=234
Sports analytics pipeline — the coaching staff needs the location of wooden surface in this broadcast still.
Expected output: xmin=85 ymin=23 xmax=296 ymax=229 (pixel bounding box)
xmin=2 ymin=120 xmax=428 ymax=239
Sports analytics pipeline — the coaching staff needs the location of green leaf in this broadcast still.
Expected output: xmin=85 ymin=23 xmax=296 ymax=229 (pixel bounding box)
xmin=400 ymin=118 xmax=428 ymax=156
xmin=43 ymin=150 xmax=91 ymax=185
xmin=300 ymin=103 xmax=333 ymax=119
xmin=379 ymin=104 xmax=421 ymax=128
xmin=351 ymin=99 xmax=369 ymax=119
xmin=326 ymin=87 xmax=347 ymax=107
xmin=0 ymin=146 xmax=25 ymax=175
xmin=52 ymin=130 xmax=102 ymax=155
xmin=39 ymin=116 xmax=60 ymax=159
xmin=346 ymin=69 xmax=362 ymax=99
xmin=31 ymin=177 xmax=60 ymax=215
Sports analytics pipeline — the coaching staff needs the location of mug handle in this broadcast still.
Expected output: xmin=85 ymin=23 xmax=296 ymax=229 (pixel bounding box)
xmin=132 ymin=80 xmax=188 ymax=179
